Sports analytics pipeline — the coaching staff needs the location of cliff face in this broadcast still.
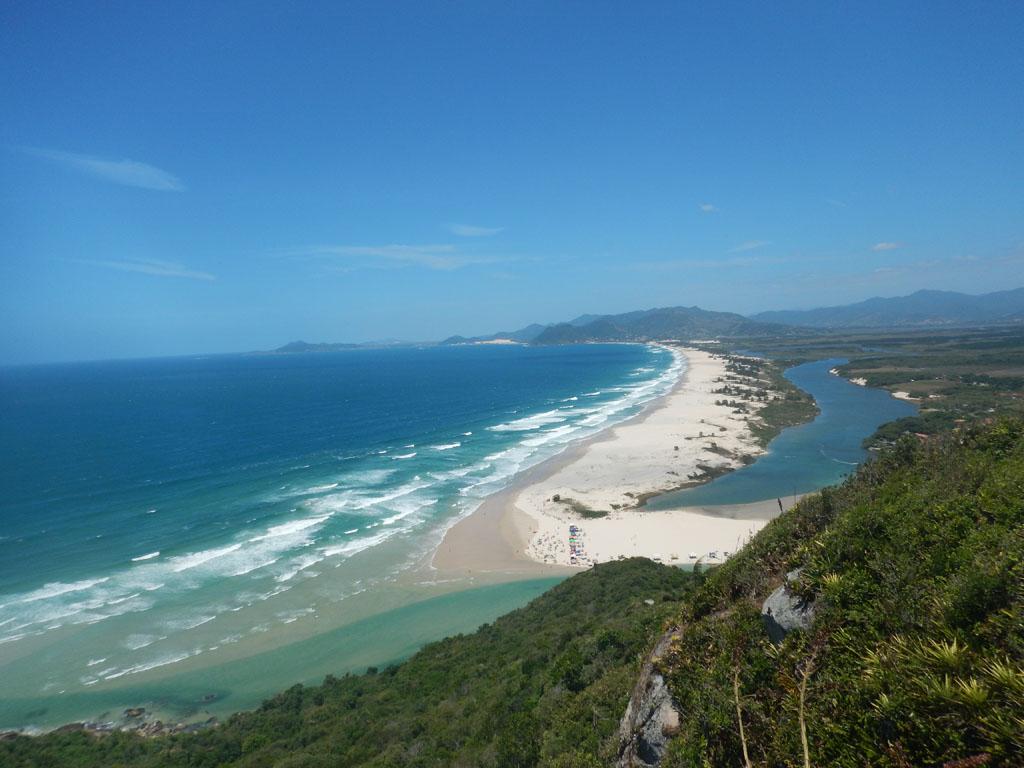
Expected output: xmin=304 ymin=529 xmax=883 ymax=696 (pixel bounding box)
xmin=617 ymin=628 xmax=682 ymax=768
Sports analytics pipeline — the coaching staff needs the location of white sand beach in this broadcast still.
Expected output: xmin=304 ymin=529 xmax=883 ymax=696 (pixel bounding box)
xmin=434 ymin=347 xmax=797 ymax=574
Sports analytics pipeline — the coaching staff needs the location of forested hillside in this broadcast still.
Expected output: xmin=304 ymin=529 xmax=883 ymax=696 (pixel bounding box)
xmin=3 ymin=422 xmax=1022 ymax=767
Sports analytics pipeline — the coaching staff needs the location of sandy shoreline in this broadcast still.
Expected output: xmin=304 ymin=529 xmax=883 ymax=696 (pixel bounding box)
xmin=433 ymin=347 xmax=799 ymax=575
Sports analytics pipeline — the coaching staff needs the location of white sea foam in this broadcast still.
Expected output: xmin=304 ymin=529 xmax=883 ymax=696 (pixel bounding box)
xmin=123 ymin=633 xmax=159 ymax=650
xmin=432 ymin=442 xmax=460 ymax=450
xmin=131 ymin=551 xmax=160 ymax=562
xmin=392 ymin=452 xmax=417 ymax=460
xmin=274 ymin=553 xmax=325 ymax=582
xmin=18 ymin=578 xmax=110 ymax=604
xmin=381 ymin=498 xmax=437 ymax=526
xmin=429 ymin=465 xmax=476 ymax=480
xmin=169 ymin=543 xmax=243 ymax=573
xmin=164 ymin=614 xmax=216 ymax=632
xmin=248 ymin=515 xmax=329 ymax=543
xmin=341 ymin=469 xmax=396 ymax=485
xmin=303 ymin=482 xmax=339 ymax=494
xmin=487 ymin=409 xmax=566 ymax=432
xmin=319 ymin=529 xmax=395 ymax=559
xmin=102 ymin=650 xmax=197 ymax=681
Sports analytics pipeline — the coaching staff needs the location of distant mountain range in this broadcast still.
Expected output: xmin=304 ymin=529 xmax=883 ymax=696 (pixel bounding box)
xmin=272 ymin=287 xmax=1024 ymax=353
xmin=442 ymin=306 xmax=796 ymax=346
xmin=752 ymin=288 xmax=1024 ymax=329
xmin=533 ymin=306 xmax=796 ymax=343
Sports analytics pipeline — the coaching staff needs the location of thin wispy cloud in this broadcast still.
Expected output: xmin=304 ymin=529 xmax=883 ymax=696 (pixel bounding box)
xmin=448 ymin=223 xmax=504 ymax=237
xmin=872 ymin=241 xmax=902 ymax=251
xmin=288 ymin=244 xmax=501 ymax=271
xmin=77 ymin=258 xmax=215 ymax=281
xmin=698 ymin=202 xmax=719 ymax=213
xmin=24 ymin=148 xmax=184 ymax=191
xmin=729 ymin=240 xmax=769 ymax=253
xmin=826 ymin=198 xmax=849 ymax=208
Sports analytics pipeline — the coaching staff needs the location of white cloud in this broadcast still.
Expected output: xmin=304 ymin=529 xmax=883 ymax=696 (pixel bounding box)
xmin=289 ymin=244 xmax=498 ymax=271
xmin=448 ymin=223 xmax=503 ymax=237
xmin=729 ymin=240 xmax=769 ymax=253
xmin=871 ymin=241 xmax=902 ymax=251
xmin=25 ymin=148 xmax=184 ymax=191
xmin=698 ymin=202 xmax=718 ymax=213
xmin=78 ymin=258 xmax=215 ymax=281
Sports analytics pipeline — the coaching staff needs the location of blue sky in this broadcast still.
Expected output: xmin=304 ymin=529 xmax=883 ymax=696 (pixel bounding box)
xmin=2 ymin=2 xmax=1022 ymax=363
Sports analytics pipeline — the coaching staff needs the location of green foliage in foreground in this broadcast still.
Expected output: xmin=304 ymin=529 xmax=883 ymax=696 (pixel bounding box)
xmin=0 ymin=560 xmax=696 ymax=768
xmin=662 ymin=420 xmax=1024 ymax=767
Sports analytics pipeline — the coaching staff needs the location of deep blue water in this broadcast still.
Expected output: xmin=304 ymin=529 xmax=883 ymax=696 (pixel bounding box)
xmin=646 ymin=358 xmax=917 ymax=508
xmin=0 ymin=343 xmax=680 ymax=726
xmin=0 ymin=345 xmax=676 ymax=595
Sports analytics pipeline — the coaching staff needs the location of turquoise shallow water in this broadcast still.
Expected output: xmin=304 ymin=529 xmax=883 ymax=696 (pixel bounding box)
xmin=0 ymin=344 xmax=679 ymax=729
xmin=1 ymin=577 xmax=562 ymax=728
xmin=646 ymin=358 xmax=917 ymax=509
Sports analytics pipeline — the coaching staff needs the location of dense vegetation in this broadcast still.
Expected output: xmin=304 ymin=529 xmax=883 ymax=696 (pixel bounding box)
xmin=0 ymin=560 xmax=696 ymax=768
xmin=715 ymin=326 xmax=1024 ymax=447
xmin=4 ymin=421 xmax=1021 ymax=767
xmin=661 ymin=419 xmax=1024 ymax=766
xmin=721 ymin=356 xmax=818 ymax=448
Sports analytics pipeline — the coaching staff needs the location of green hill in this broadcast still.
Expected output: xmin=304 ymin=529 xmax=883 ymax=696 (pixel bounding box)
xmin=656 ymin=420 xmax=1024 ymax=766
xmin=532 ymin=307 xmax=795 ymax=345
xmin=3 ymin=421 xmax=1022 ymax=767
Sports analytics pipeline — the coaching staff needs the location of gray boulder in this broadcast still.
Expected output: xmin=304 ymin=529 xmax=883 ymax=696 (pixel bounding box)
xmin=761 ymin=569 xmax=816 ymax=642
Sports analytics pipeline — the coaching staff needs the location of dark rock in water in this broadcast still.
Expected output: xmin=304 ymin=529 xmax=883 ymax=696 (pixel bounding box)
xmin=123 ymin=707 xmax=146 ymax=719
xmin=201 ymin=693 xmax=218 ymax=703
xmin=54 ymin=722 xmax=86 ymax=733
xmin=761 ymin=569 xmax=816 ymax=643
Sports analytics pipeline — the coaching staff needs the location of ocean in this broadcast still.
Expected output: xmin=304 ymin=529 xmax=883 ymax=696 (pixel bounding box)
xmin=0 ymin=343 xmax=681 ymax=728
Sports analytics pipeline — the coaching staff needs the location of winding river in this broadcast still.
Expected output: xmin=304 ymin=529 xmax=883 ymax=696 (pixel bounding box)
xmin=646 ymin=358 xmax=918 ymax=509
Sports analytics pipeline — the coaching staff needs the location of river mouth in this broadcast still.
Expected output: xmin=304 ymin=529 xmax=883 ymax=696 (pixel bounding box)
xmin=645 ymin=358 xmax=917 ymax=509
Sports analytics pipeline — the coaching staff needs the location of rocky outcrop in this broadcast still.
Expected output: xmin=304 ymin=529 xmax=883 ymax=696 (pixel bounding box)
xmin=617 ymin=627 xmax=682 ymax=767
xmin=761 ymin=569 xmax=816 ymax=643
